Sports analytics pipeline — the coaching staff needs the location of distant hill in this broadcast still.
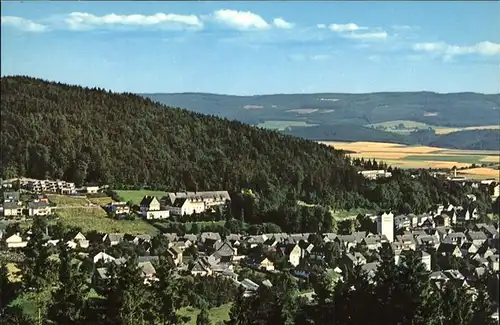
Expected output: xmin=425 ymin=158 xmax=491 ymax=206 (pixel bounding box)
xmin=144 ymin=92 xmax=500 ymax=150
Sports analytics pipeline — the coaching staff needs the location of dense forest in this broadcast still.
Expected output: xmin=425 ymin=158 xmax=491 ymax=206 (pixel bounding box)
xmin=1 ymin=76 xmax=495 ymax=216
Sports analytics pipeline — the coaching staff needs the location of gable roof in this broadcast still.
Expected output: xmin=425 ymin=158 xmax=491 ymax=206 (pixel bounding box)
xmin=437 ymin=243 xmax=459 ymax=253
xmin=138 ymin=261 xmax=156 ymax=277
xmin=28 ymin=201 xmax=49 ymax=209
xmin=3 ymin=191 xmax=20 ymax=201
xmin=140 ymin=196 xmax=158 ymax=207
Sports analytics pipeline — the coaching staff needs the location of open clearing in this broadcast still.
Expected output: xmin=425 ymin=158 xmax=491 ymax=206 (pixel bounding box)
xmin=178 ymin=304 xmax=231 ymax=325
xmin=366 ymin=120 xmax=499 ymax=135
xmin=434 ymin=125 xmax=500 ymax=135
xmin=55 ymin=207 xmax=158 ymax=235
xmin=47 ymin=195 xmax=89 ymax=206
xmin=320 ymin=141 xmax=499 ymax=180
xmin=116 ymin=190 xmax=169 ymax=204
xmin=87 ymin=196 xmax=115 ymax=205
xmin=257 ymin=120 xmax=318 ymax=131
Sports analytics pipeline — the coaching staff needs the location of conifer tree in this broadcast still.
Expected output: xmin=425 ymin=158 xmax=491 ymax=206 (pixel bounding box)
xmin=196 ymin=307 xmax=211 ymax=325
xmin=46 ymin=241 xmax=88 ymax=325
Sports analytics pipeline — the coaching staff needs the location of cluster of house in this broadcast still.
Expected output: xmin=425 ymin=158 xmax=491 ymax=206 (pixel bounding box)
xmin=0 ymin=205 xmax=499 ymax=305
xmin=358 ymin=169 xmax=392 ymax=180
xmin=0 ymin=191 xmax=52 ymax=218
xmin=130 ymin=191 xmax=231 ymax=220
xmin=1 ymin=177 xmax=103 ymax=195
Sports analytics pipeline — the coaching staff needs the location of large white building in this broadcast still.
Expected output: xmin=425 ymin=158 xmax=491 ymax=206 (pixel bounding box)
xmin=377 ymin=212 xmax=394 ymax=243
xmin=162 ymin=191 xmax=231 ymax=216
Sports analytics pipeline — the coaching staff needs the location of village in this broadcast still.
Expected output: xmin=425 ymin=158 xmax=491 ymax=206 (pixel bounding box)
xmin=0 ymin=176 xmax=499 ymax=319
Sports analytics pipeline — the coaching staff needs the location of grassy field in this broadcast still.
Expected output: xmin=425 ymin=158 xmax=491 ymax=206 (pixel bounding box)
xmin=55 ymin=207 xmax=159 ymax=235
xmin=116 ymin=190 xmax=168 ymax=204
xmin=367 ymin=120 xmax=431 ymax=134
xmin=366 ymin=120 xmax=499 ymax=135
xmin=257 ymin=120 xmax=318 ymax=131
xmin=178 ymin=304 xmax=231 ymax=325
xmin=88 ymin=196 xmax=115 ymax=205
xmin=434 ymin=125 xmax=500 ymax=135
xmin=47 ymin=195 xmax=89 ymax=206
xmin=320 ymin=141 xmax=499 ymax=180
xmin=403 ymin=155 xmax=487 ymax=164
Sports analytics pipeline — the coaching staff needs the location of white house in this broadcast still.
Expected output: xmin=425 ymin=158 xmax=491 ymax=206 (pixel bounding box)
xmin=6 ymin=233 xmax=28 ymax=249
xmin=93 ymin=252 xmax=116 ymax=264
xmin=145 ymin=210 xmax=170 ymax=220
xmin=73 ymin=232 xmax=89 ymax=248
xmin=169 ymin=198 xmax=205 ymax=216
xmin=84 ymin=184 xmax=100 ymax=194
xmin=28 ymin=201 xmax=52 ymax=216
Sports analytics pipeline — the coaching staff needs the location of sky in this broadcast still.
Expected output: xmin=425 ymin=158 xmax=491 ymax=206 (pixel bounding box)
xmin=1 ymin=1 xmax=499 ymax=95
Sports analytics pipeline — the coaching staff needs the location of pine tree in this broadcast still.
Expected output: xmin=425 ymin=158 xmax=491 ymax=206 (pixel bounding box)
xmin=103 ymin=257 xmax=154 ymax=325
xmin=196 ymin=307 xmax=211 ymax=325
xmin=153 ymin=256 xmax=188 ymax=325
xmin=226 ymin=288 xmax=249 ymax=325
xmin=21 ymin=217 xmax=52 ymax=325
xmin=46 ymin=242 xmax=88 ymax=324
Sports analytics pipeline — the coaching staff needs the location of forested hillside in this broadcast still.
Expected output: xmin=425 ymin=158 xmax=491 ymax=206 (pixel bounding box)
xmin=0 ymin=76 xmax=364 ymax=199
xmin=1 ymin=76 xmax=493 ymax=216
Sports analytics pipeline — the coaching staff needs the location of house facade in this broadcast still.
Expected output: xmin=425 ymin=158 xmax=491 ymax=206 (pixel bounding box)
xmin=28 ymin=201 xmax=52 ymax=216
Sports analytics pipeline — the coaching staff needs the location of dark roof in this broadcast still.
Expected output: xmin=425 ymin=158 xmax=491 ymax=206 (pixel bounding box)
xmin=215 ymin=241 xmax=234 ymax=257
xmin=172 ymin=198 xmax=187 ymax=208
xmin=3 ymin=202 xmax=21 ymax=209
xmin=28 ymin=201 xmax=49 ymax=209
xmin=140 ymin=196 xmax=157 ymax=207
xmin=437 ymin=243 xmax=459 ymax=253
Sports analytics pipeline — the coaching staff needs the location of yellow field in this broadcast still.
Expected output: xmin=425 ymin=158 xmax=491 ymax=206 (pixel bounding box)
xmin=457 ymin=167 xmax=500 ymax=179
xmin=434 ymin=125 xmax=500 ymax=135
xmin=320 ymin=141 xmax=499 ymax=180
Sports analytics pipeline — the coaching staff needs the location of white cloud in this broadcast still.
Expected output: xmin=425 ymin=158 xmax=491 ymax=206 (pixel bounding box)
xmin=1 ymin=16 xmax=47 ymax=32
xmin=273 ymin=17 xmax=294 ymax=29
xmin=65 ymin=12 xmax=204 ymax=30
xmin=212 ymin=9 xmax=270 ymax=30
xmin=391 ymin=25 xmax=420 ymax=31
xmin=317 ymin=24 xmax=326 ymax=29
xmin=413 ymin=41 xmax=500 ymax=57
xmin=328 ymin=23 xmax=365 ymax=32
xmin=343 ymin=31 xmax=388 ymax=40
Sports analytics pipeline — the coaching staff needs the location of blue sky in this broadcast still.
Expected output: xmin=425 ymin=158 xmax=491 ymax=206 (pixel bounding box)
xmin=1 ymin=1 xmax=499 ymax=95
